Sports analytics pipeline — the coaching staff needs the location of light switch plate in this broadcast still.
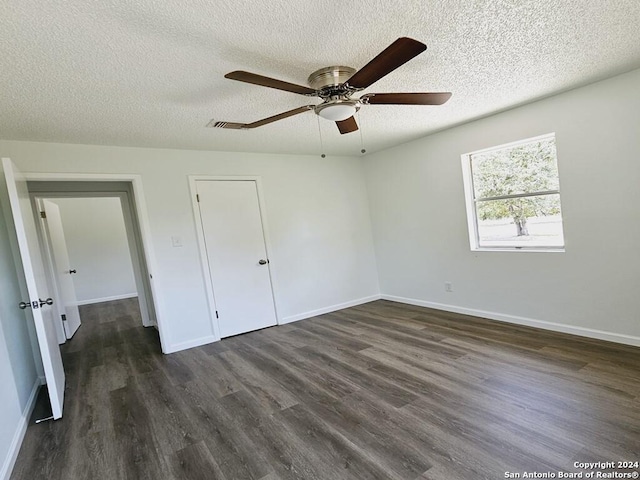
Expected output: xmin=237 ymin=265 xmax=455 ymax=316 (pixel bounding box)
xmin=171 ymin=236 xmax=183 ymax=247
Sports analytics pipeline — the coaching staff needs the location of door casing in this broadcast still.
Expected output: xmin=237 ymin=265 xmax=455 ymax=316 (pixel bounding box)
xmin=21 ymin=173 xmax=168 ymax=353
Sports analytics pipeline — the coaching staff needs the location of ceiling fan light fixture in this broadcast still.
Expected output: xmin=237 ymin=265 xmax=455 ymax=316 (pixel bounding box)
xmin=315 ymin=101 xmax=359 ymax=122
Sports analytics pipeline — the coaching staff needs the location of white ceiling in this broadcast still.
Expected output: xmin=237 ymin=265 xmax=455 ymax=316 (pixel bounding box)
xmin=1 ymin=1 xmax=639 ymax=156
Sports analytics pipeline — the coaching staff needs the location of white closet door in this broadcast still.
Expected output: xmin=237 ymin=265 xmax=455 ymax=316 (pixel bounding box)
xmin=196 ymin=180 xmax=277 ymax=338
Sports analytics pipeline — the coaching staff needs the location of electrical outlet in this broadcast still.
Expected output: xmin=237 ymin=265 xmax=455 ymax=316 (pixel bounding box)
xmin=444 ymin=281 xmax=453 ymax=292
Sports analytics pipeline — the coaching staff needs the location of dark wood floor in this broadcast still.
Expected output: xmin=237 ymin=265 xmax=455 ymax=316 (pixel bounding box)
xmin=11 ymin=298 xmax=640 ymax=480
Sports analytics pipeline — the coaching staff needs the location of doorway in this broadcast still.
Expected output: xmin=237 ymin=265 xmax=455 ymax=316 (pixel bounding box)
xmin=191 ymin=177 xmax=278 ymax=338
xmin=25 ymin=178 xmax=165 ymax=352
xmin=33 ymin=194 xmax=143 ymax=344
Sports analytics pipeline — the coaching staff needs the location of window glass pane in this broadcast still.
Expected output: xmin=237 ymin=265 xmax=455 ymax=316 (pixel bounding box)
xmin=471 ymin=137 xmax=559 ymax=198
xmin=476 ymin=194 xmax=564 ymax=248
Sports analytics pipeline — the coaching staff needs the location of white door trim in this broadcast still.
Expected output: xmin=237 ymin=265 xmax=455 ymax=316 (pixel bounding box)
xmin=188 ymin=175 xmax=280 ymax=341
xmin=20 ymin=172 xmax=169 ymax=353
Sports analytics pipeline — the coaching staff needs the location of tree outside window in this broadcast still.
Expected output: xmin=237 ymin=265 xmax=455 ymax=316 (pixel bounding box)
xmin=463 ymin=134 xmax=565 ymax=250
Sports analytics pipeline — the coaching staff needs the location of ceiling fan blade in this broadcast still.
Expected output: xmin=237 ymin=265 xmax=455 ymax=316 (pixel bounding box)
xmin=211 ymin=105 xmax=315 ymax=130
xmin=336 ymin=116 xmax=358 ymax=134
xmin=361 ymin=92 xmax=452 ymax=105
xmin=247 ymin=105 xmax=315 ymax=128
xmin=346 ymin=37 xmax=427 ymax=90
xmin=225 ymin=71 xmax=316 ymax=96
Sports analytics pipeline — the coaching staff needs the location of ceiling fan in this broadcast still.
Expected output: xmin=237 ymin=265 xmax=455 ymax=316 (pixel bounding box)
xmin=211 ymin=37 xmax=451 ymax=135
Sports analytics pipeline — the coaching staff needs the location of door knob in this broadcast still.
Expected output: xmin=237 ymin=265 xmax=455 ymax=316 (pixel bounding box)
xmin=19 ymin=298 xmax=53 ymax=309
xmin=69 ymin=269 xmax=77 ymax=274
xmin=258 ymin=259 xmax=268 ymax=265
xmin=39 ymin=298 xmax=54 ymax=307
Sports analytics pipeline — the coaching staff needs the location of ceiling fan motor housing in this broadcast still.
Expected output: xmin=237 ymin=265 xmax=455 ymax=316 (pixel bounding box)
xmin=307 ymin=66 xmax=356 ymax=90
xmin=308 ymin=66 xmax=361 ymax=121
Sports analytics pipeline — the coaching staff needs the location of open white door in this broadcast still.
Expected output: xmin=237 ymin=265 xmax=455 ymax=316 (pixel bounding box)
xmin=40 ymin=199 xmax=82 ymax=339
xmin=2 ymin=158 xmax=65 ymax=419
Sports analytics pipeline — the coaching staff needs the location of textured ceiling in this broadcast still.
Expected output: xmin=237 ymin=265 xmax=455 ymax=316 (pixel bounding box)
xmin=1 ymin=0 xmax=639 ymax=156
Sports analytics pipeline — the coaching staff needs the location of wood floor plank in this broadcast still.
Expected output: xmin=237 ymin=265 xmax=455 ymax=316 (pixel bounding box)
xmin=9 ymin=422 xmax=69 ymax=479
xmin=275 ymin=403 xmax=402 ymax=480
xmin=292 ymin=322 xmax=373 ymax=351
xmin=326 ymin=309 xmax=447 ymax=341
xmin=175 ymin=348 xmax=243 ymax=398
xmin=294 ymin=345 xmax=419 ymax=408
xmin=258 ymin=323 xmax=326 ymax=349
xmin=133 ymin=370 xmax=200 ymax=456
xmin=299 ymin=392 xmax=433 ymax=478
xmin=177 ymin=379 xmax=272 ymax=480
xmin=109 ymin=384 xmax=174 ymax=480
xmin=230 ymin=339 xmax=359 ymax=405
xmin=217 ymin=349 xmax=300 ymax=413
xmin=357 ymin=347 xmax=486 ymax=395
xmin=65 ymin=430 xmax=122 ymax=480
xmin=168 ymin=441 xmax=227 ymax=480
xmin=338 ymin=387 xmax=499 ymax=479
xmin=11 ymin=298 xmax=640 ymax=480
xmin=310 ymin=316 xmax=466 ymax=360
xmin=219 ymin=390 xmax=330 ymax=480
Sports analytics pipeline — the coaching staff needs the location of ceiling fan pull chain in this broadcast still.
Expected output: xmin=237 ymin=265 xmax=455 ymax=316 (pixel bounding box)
xmin=358 ymin=111 xmax=366 ymax=154
xmin=316 ymin=115 xmax=326 ymax=158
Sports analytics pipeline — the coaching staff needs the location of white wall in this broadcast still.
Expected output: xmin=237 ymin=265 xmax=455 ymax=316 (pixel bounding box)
xmin=364 ymin=68 xmax=640 ymax=344
xmin=49 ymin=197 xmax=137 ymax=304
xmin=0 ymin=199 xmax=39 ymax=480
xmin=0 ymin=145 xmax=380 ymax=352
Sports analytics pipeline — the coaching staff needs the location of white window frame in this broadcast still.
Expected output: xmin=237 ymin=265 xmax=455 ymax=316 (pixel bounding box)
xmin=461 ymin=133 xmax=565 ymax=252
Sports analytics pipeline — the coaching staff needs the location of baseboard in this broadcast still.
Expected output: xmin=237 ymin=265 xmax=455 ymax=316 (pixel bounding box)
xmin=381 ymin=294 xmax=640 ymax=347
xmin=280 ymin=294 xmax=383 ymax=325
xmin=164 ymin=335 xmax=218 ymax=354
xmin=76 ymin=293 xmax=138 ymax=306
xmin=1 ymin=378 xmax=41 ymax=480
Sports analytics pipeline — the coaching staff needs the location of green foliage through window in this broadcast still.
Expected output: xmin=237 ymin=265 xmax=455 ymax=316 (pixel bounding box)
xmin=465 ymin=134 xmax=565 ymax=248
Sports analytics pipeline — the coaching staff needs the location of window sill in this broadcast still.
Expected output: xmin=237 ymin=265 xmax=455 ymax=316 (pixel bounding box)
xmin=471 ymin=247 xmax=565 ymax=253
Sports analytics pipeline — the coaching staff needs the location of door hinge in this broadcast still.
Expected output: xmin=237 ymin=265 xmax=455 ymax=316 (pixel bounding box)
xmin=61 ymin=314 xmax=67 ymax=323
xmin=215 ymin=310 xmax=219 ymax=319
xmin=196 ymin=194 xmax=200 ymax=202
xmin=40 ymin=211 xmax=46 ymax=218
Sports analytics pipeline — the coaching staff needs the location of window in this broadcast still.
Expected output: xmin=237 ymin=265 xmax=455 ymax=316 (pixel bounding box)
xmin=461 ymin=133 xmax=565 ymax=251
